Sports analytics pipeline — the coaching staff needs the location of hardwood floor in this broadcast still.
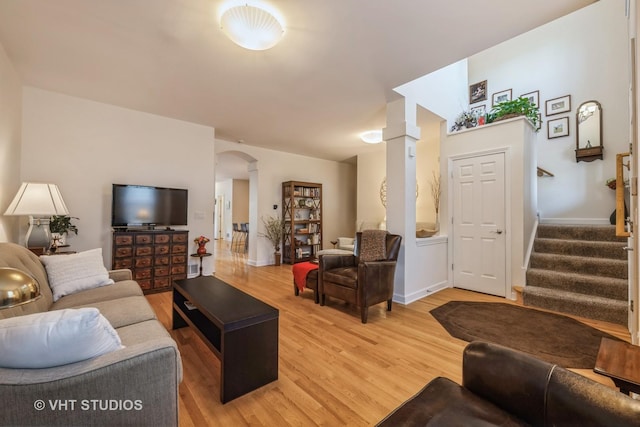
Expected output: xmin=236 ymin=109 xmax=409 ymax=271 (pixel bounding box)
xmin=146 ymin=240 xmax=630 ymax=426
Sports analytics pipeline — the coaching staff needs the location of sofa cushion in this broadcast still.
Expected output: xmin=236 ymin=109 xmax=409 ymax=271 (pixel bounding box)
xmin=40 ymin=248 xmax=114 ymax=301
xmin=51 ymin=279 xmax=143 ymax=310
xmin=117 ymin=318 xmax=173 ymax=345
xmin=69 ymin=296 xmax=157 ymax=329
xmin=377 ymin=377 xmax=527 ymax=427
xmin=0 ymin=307 xmax=123 ymax=369
xmin=336 ymin=237 xmax=355 ymax=251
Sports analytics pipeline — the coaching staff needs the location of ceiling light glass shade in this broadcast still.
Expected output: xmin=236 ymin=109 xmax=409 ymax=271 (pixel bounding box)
xmin=360 ymin=130 xmax=384 ymax=144
xmin=220 ymin=2 xmax=285 ymax=51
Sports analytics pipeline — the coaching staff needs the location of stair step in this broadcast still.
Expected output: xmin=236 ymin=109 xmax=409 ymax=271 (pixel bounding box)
xmin=523 ymin=286 xmax=627 ymax=325
xmin=530 ymin=253 xmax=628 ymax=280
xmin=534 ymin=238 xmax=627 ymax=260
xmin=537 ymin=224 xmax=626 ymax=243
xmin=526 ymin=268 xmax=628 ymax=300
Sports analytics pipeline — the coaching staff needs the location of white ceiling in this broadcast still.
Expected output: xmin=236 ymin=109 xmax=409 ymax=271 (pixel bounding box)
xmin=0 ymin=0 xmax=595 ymax=171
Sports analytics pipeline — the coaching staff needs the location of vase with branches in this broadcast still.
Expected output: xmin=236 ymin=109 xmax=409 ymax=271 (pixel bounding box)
xmin=430 ymin=171 xmax=441 ymax=230
xmin=260 ymin=215 xmax=285 ymax=265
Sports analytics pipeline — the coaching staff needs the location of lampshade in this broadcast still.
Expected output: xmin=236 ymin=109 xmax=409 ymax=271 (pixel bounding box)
xmin=4 ymin=183 xmax=69 ymax=217
xmin=4 ymin=183 xmax=69 ymax=249
xmin=219 ymin=2 xmax=285 ymax=51
xmin=360 ymin=130 xmax=384 ymax=144
xmin=0 ymin=267 xmax=41 ymax=309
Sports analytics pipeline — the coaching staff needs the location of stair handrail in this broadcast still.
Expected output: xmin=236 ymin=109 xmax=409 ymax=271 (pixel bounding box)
xmin=536 ymin=166 xmax=554 ymax=177
xmin=616 ymin=152 xmax=631 ymax=237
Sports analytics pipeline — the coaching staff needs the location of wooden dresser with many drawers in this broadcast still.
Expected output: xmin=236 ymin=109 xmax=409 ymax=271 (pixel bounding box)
xmin=112 ymin=229 xmax=189 ymax=293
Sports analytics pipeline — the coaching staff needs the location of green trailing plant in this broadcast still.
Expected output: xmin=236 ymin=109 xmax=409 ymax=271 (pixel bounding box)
xmin=486 ymin=97 xmax=540 ymax=130
xmin=49 ymin=215 xmax=79 ymax=235
xmin=259 ymin=215 xmax=284 ymax=252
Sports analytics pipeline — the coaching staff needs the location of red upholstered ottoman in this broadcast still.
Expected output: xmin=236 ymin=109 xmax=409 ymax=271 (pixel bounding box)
xmin=292 ymin=261 xmax=319 ymax=304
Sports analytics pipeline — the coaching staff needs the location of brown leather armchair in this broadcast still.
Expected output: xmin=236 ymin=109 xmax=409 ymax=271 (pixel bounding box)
xmin=378 ymin=341 xmax=640 ymax=426
xmin=319 ymin=231 xmax=402 ymax=323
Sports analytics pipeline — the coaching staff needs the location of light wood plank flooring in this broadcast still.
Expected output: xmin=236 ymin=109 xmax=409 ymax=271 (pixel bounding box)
xmin=146 ymin=241 xmax=630 ymax=426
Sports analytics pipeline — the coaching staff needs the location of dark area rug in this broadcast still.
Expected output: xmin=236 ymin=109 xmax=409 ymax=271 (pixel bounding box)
xmin=430 ymin=301 xmax=622 ymax=369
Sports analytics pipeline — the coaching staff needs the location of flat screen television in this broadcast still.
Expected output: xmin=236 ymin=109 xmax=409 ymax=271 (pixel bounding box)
xmin=111 ymin=184 xmax=188 ymax=228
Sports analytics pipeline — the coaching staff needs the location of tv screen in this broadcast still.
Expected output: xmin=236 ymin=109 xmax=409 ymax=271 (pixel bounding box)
xmin=111 ymin=184 xmax=188 ymax=227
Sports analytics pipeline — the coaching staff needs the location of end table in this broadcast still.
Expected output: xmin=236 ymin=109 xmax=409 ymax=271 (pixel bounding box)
xmin=190 ymin=253 xmax=212 ymax=277
xmin=594 ymin=337 xmax=640 ymax=395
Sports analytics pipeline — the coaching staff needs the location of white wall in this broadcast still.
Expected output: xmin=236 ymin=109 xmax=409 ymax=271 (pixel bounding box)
xmin=356 ymin=148 xmax=386 ymax=227
xmin=395 ymin=59 xmax=469 ymax=128
xmin=232 ymin=179 xmax=249 ymax=224
xmin=21 ymin=87 xmax=216 ymax=274
xmin=215 ymin=139 xmax=356 ymax=266
xmin=0 ymin=42 xmax=22 ymax=243
xmin=468 ymin=0 xmax=629 ymax=223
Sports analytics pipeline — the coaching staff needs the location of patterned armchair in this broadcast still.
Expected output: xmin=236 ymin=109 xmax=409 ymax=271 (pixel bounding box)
xmin=319 ymin=231 xmax=402 ymax=323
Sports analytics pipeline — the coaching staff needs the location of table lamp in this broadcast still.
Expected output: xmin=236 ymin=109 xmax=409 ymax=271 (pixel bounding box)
xmin=0 ymin=267 xmax=41 ymax=309
xmin=4 ymin=182 xmax=69 ymax=249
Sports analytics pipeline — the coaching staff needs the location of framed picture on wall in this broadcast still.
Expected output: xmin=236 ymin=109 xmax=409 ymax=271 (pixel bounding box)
xmin=492 ymin=89 xmax=512 ymax=106
xmin=547 ymin=116 xmax=569 ymax=139
xmin=520 ymin=90 xmax=540 ymax=107
xmin=469 ymin=80 xmax=487 ymax=104
xmin=545 ymin=95 xmax=571 ymax=116
xmin=470 ymin=104 xmax=486 ymax=116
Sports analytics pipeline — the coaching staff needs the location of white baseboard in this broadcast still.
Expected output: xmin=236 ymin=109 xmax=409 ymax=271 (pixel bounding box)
xmin=393 ymin=281 xmax=449 ymax=305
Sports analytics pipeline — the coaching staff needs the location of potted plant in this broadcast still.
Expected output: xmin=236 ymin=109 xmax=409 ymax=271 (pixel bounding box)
xmin=259 ymin=215 xmax=284 ymax=266
xmin=486 ymin=97 xmax=540 ymax=130
xmin=450 ymin=109 xmax=479 ymax=132
xmin=49 ymin=215 xmax=79 ymax=247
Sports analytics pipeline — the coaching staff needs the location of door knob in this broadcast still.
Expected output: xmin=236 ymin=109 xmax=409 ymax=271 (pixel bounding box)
xmin=623 ymin=246 xmax=634 ymax=252
xmin=490 ymin=230 xmax=503 ymax=235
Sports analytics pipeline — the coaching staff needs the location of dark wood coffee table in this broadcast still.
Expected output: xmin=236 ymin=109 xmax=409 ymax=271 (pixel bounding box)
xmin=172 ymin=275 xmax=279 ymax=403
xmin=594 ymin=337 xmax=640 ymax=395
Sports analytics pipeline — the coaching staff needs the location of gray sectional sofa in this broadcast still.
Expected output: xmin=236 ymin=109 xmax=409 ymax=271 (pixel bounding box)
xmin=0 ymin=242 xmax=182 ymax=426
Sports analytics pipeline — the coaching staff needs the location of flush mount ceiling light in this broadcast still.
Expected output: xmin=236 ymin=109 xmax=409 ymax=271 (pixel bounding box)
xmin=219 ymin=1 xmax=285 ymax=51
xmin=360 ymin=130 xmax=383 ymax=144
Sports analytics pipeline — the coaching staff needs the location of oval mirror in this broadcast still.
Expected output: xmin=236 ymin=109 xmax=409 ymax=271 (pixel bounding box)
xmin=575 ymin=100 xmax=603 ymax=162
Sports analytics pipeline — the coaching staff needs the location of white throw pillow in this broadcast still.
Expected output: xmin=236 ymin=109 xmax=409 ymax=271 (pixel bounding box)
xmin=40 ymin=248 xmax=114 ymax=302
xmin=0 ymin=308 xmax=124 ymax=368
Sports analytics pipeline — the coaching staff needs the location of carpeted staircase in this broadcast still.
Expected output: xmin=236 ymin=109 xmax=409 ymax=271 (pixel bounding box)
xmin=523 ymin=224 xmax=629 ymax=325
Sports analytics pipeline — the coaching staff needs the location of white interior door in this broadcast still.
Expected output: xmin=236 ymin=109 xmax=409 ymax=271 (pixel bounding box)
xmin=452 ymin=152 xmax=506 ymax=297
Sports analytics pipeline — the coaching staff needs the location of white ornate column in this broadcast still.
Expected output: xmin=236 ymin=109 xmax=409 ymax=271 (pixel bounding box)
xmin=383 ymin=97 xmax=420 ymax=300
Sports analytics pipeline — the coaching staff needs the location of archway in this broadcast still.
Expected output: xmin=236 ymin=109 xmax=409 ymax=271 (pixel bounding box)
xmin=215 ymin=150 xmax=258 ymax=264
